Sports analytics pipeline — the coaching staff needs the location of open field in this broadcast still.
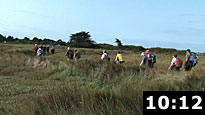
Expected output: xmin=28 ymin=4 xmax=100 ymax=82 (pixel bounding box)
xmin=0 ymin=44 xmax=205 ymax=115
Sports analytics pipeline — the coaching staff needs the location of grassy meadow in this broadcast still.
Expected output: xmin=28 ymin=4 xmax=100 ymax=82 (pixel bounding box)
xmin=0 ymin=44 xmax=204 ymax=115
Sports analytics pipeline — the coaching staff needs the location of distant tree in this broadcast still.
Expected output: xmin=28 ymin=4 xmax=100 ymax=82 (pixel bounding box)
xmin=33 ymin=37 xmax=38 ymax=42
xmin=69 ymin=31 xmax=96 ymax=48
xmin=115 ymin=38 xmax=122 ymax=47
xmin=7 ymin=36 xmax=14 ymax=42
xmin=56 ymin=39 xmax=66 ymax=46
xmin=33 ymin=37 xmax=41 ymax=44
xmin=24 ymin=37 xmax=30 ymax=41
xmin=42 ymin=38 xmax=54 ymax=45
xmin=0 ymin=34 xmax=69 ymax=45
xmin=23 ymin=37 xmax=31 ymax=44
xmin=95 ymin=43 xmax=117 ymax=50
xmin=0 ymin=34 xmax=6 ymax=42
xmin=13 ymin=37 xmax=20 ymax=43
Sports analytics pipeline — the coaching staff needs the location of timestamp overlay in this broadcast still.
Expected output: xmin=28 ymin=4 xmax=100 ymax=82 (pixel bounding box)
xmin=143 ymin=91 xmax=205 ymax=115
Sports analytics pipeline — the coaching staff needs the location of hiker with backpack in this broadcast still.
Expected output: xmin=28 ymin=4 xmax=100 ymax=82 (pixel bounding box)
xmin=74 ymin=48 xmax=81 ymax=61
xmin=168 ymin=54 xmax=183 ymax=71
xmin=40 ymin=45 xmax=43 ymax=50
xmin=37 ymin=47 xmax=43 ymax=56
xmin=46 ymin=45 xmax=50 ymax=55
xmin=140 ymin=52 xmax=148 ymax=67
xmin=51 ymin=46 xmax=55 ymax=55
xmin=43 ymin=45 xmax=47 ymax=56
xmin=101 ymin=50 xmax=110 ymax=61
xmin=145 ymin=50 xmax=156 ymax=68
xmin=185 ymin=49 xmax=199 ymax=71
xmin=34 ymin=44 xmax=39 ymax=54
xmin=185 ymin=49 xmax=193 ymax=71
xmin=115 ymin=51 xmax=124 ymax=64
xmin=65 ymin=47 xmax=74 ymax=60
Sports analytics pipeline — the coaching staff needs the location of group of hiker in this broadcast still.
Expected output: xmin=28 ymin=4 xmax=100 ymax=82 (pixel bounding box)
xmin=140 ymin=50 xmax=156 ymax=68
xmin=140 ymin=49 xmax=198 ymax=71
xmin=101 ymin=50 xmax=125 ymax=64
xmin=34 ymin=44 xmax=55 ymax=56
xmin=65 ymin=47 xmax=81 ymax=61
xmin=34 ymin=44 xmax=199 ymax=71
xmin=101 ymin=49 xmax=156 ymax=67
xmin=101 ymin=48 xmax=198 ymax=72
xmin=168 ymin=49 xmax=199 ymax=71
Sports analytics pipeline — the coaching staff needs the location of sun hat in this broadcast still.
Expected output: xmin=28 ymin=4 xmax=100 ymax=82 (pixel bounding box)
xmin=145 ymin=50 xmax=150 ymax=54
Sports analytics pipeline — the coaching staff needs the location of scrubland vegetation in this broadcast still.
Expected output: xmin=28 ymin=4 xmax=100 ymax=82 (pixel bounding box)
xmin=0 ymin=44 xmax=204 ymax=115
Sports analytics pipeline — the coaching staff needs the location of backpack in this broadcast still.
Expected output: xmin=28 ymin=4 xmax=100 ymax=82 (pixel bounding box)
xmin=67 ymin=50 xmax=73 ymax=59
xmin=176 ymin=58 xmax=183 ymax=68
xmin=150 ymin=53 xmax=156 ymax=64
xmin=190 ymin=53 xmax=199 ymax=67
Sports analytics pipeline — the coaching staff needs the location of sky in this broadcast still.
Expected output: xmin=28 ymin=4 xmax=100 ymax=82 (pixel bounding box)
xmin=0 ymin=0 xmax=205 ymax=52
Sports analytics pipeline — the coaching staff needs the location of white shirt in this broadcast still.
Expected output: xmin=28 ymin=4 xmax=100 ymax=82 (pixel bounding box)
xmin=37 ymin=48 xmax=42 ymax=56
xmin=171 ymin=57 xmax=177 ymax=65
xmin=101 ymin=53 xmax=108 ymax=60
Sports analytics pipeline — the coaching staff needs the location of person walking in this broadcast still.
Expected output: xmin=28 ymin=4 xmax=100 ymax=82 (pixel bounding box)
xmin=34 ymin=44 xmax=39 ymax=55
xmin=43 ymin=45 xmax=47 ymax=55
xmin=65 ymin=47 xmax=74 ymax=60
xmin=140 ymin=52 xmax=148 ymax=67
xmin=145 ymin=50 xmax=155 ymax=68
xmin=115 ymin=51 xmax=124 ymax=64
xmin=51 ymin=46 xmax=55 ymax=55
xmin=37 ymin=47 xmax=43 ymax=56
xmin=101 ymin=50 xmax=110 ymax=61
xmin=168 ymin=54 xmax=183 ymax=71
xmin=46 ymin=45 xmax=50 ymax=55
xmin=74 ymin=48 xmax=81 ymax=61
xmin=185 ymin=49 xmax=193 ymax=71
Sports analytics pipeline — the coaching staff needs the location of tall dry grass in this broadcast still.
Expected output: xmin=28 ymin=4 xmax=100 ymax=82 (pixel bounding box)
xmin=0 ymin=44 xmax=204 ymax=115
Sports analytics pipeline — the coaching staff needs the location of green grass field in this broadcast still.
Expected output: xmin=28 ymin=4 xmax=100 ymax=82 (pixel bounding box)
xmin=0 ymin=44 xmax=204 ymax=115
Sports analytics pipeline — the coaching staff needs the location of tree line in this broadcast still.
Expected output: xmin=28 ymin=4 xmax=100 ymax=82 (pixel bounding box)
xmin=0 ymin=31 xmax=184 ymax=53
xmin=0 ymin=34 xmax=67 ymax=46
